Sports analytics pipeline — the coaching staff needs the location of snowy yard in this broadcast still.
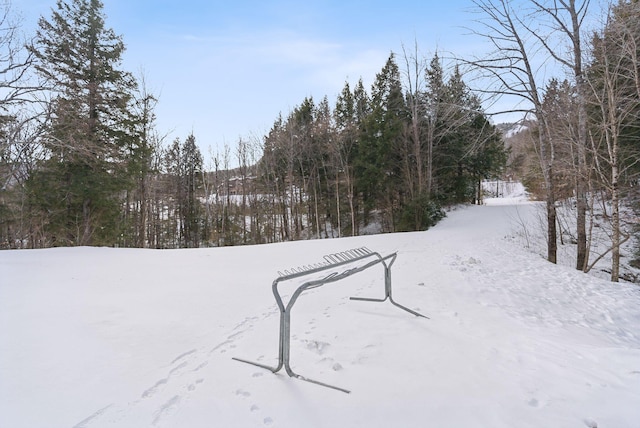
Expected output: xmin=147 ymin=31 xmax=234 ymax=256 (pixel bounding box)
xmin=1 ymin=194 xmax=639 ymax=427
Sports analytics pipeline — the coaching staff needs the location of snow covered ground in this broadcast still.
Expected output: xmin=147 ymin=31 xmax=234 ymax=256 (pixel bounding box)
xmin=1 ymin=192 xmax=639 ymax=428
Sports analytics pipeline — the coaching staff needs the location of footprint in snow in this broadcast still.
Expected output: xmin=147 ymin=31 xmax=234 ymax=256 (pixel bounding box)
xmin=142 ymin=378 xmax=168 ymax=399
xmin=152 ymin=395 xmax=181 ymax=426
xmin=170 ymin=349 xmax=196 ymax=365
xmin=168 ymin=361 xmax=188 ymax=375
xmin=305 ymin=340 xmax=330 ymax=355
xmin=235 ymin=389 xmax=251 ymax=398
xmin=72 ymin=404 xmax=114 ymax=428
xmin=193 ymin=361 xmax=208 ymax=372
xmin=187 ymin=379 xmax=204 ymax=391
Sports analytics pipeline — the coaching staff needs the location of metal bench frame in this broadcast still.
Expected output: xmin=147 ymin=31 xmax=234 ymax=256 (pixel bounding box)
xmin=233 ymin=247 xmax=427 ymax=393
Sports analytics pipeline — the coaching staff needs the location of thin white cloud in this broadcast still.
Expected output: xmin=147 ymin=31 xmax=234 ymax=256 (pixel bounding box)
xmin=20 ymin=0 xmax=507 ymax=153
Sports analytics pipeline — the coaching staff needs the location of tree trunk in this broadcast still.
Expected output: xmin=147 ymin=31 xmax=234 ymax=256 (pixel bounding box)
xmin=547 ymin=193 xmax=558 ymax=264
xmin=575 ymin=177 xmax=587 ymax=270
xmin=540 ymin=123 xmax=558 ymax=264
xmin=611 ymin=169 xmax=620 ymax=282
xmin=139 ymin=175 xmax=148 ymax=248
xmin=335 ymin=178 xmax=341 ymax=238
xmin=82 ymin=197 xmax=92 ymax=246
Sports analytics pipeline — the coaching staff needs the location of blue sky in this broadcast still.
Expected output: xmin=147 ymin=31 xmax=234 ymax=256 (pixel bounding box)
xmin=18 ymin=0 xmax=497 ymax=156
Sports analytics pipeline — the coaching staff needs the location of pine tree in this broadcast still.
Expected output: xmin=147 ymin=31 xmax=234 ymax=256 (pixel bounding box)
xmin=27 ymin=0 xmax=137 ymax=246
xmin=312 ymin=96 xmax=333 ymax=238
xmin=128 ymin=79 xmax=159 ymax=248
xmin=181 ymin=134 xmax=203 ymax=248
xmin=438 ymin=66 xmax=506 ymax=204
xmin=333 ymin=81 xmax=358 ymax=235
xmin=356 ymin=53 xmax=406 ymax=229
xmin=353 ymin=78 xmax=371 ymax=124
xmin=165 ymin=138 xmax=182 ymax=247
xmin=436 ymin=66 xmax=475 ymax=202
xmin=425 ymin=53 xmax=446 ymax=197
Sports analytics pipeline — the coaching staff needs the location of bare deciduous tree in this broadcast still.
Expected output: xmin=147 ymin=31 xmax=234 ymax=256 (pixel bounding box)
xmin=0 ymin=1 xmax=36 ymax=107
xmin=529 ymin=0 xmax=593 ymax=271
xmin=470 ymin=0 xmax=606 ymax=270
xmin=586 ymin=1 xmax=640 ymax=281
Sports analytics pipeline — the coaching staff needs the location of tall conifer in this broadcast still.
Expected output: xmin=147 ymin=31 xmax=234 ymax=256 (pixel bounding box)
xmin=27 ymin=0 xmax=137 ymax=246
xmin=356 ymin=54 xmax=406 ymax=227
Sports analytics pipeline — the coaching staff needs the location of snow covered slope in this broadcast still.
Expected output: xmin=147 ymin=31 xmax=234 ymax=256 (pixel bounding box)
xmin=1 ymin=199 xmax=639 ymax=428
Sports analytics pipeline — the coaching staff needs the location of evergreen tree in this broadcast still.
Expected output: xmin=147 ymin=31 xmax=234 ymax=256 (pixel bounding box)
xmin=424 ymin=53 xmax=447 ymax=196
xmin=181 ymin=134 xmax=203 ymax=247
xmin=335 ymin=82 xmax=355 ymax=129
xmin=333 ymin=81 xmax=359 ymax=235
xmin=312 ymin=96 xmax=333 ymax=238
xmin=353 ymin=78 xmax=371 ymax=124
xmin=288 ymin=97 xmax=316 ymax=239
xmin=27 ymin=0 xmax=137 ymax=246
xmin=435 ymin=66 xmax=476 ymax=202
xmin=164 ymin=138 xmax=182 ymax=246
xmin=260 ymin=114 xmax=291 ymax=241
xmin=356 ymin=53 xmax=406 ymax=229
xmin=436 ymin=66 xmax=506 ymax=204
xmin=127 ymin=80 xmax=159 ymax=248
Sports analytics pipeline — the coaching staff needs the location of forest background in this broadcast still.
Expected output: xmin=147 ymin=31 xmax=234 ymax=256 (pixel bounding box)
xmin=0 ymin=0 xmax=638 ymax=283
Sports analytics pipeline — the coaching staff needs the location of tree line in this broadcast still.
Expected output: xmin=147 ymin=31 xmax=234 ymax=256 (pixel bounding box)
xmin=0 ymin=0 xmax=506 ymax=250
xmin=258 ymin=53 xmax=506 ymax=241
xmin=0 ymin=0 xmax=638 ymax=282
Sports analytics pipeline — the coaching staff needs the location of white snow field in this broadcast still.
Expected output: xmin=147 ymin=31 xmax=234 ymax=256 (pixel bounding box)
xmin=1 ymin=195 xmax=639 ymax=428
